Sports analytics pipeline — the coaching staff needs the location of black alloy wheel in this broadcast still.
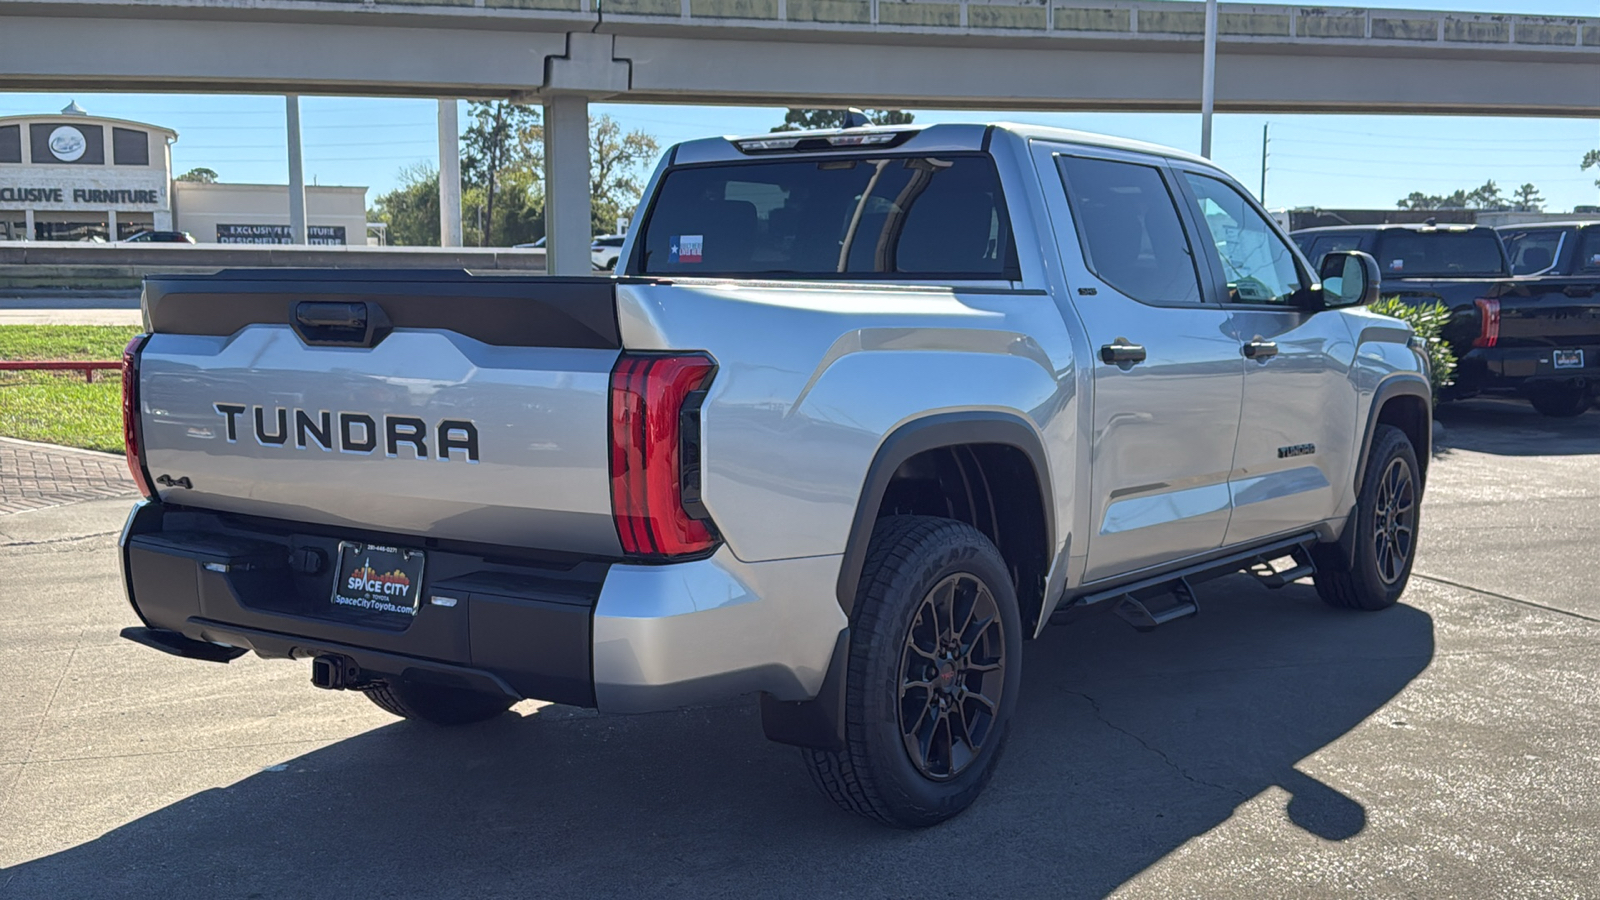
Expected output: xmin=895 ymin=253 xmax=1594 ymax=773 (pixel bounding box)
xmin=1312 ymin=424 xmax=1421 ymax=611
xmin=898 ymin=573 xmax=1007 ymax=781
xmin=801 ymin=516 xmax=1023 ymax=828
xmin=1371 ymin=457 xmax=1417 ymax=586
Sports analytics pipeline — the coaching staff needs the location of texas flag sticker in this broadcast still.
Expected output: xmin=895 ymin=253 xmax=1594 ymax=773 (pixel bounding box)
xmin=670 ymin=235 xmax=703 ymax=264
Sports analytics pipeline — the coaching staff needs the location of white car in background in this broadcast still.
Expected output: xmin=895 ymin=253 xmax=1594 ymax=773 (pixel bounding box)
xmin=591 ymin=235 xmax=625 ymax=270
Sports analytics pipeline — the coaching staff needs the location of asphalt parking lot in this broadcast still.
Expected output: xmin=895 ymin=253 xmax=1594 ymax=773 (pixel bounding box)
xmin=1 ymin=399 xmax=1597 ymax=899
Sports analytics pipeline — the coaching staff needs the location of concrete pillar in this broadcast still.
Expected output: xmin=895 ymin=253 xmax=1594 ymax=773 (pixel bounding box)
xmin=24 ymin=208 xmax=35 ymax=241
xmin=285 ymin=94 xmax=308 ymax=244
xmin=107 ymin=209 xmax=117 ymax=241
xmin=438 ymin=99 xmax=463 ymax=248
xmin=543 ymin=95 xmax=591 ymax=275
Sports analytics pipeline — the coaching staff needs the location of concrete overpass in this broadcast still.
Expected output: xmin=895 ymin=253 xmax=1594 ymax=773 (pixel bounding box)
xmin=3 ymin=1 xmax=1598 ymax=270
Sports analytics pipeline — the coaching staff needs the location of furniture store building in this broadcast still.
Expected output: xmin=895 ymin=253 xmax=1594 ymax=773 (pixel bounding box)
xmin=0 ymin=103 xmax=366 ymax=243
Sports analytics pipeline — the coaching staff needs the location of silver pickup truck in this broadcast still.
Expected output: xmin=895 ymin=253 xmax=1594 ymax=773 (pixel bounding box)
xmin=117 ymin=123 xmax=1430 ymax=827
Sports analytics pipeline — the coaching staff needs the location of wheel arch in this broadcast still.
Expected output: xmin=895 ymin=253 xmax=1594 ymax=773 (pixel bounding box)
xmin=1357 ymin=375 xmax=1432 ymax=494
xmin=835 ymin=411 xmax=1056 ymax=633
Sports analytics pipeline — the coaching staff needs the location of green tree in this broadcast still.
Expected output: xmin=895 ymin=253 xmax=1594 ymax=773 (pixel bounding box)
xmin=462 ymin=101 xmax=543 ymax=247
xmin=368 ymin=163 xmax=440 ymax=247
xmin=773 ymin=108 xmax=915 ymax=132
xmin=1468 ymin=180 xmax=1507 ymax=211
xmin=590 ymin=114 xmax=660 ymax=236
xmin=176 ymin=167 xmax=219 ymax=184
xmin=1582 ymin=149 xmax=1600 ymax=189
xmin=1512 ymin=183 xmax=1544 ymax=212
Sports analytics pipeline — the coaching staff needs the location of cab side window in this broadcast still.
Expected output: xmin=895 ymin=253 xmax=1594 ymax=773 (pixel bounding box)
xmin=1057 ymin=155 xmax=1203 ymax=305
xmin=1183 ymin=173 xmax=1304 ymax=305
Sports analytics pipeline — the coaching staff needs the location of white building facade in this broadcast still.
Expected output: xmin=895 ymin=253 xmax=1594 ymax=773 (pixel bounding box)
xmin=0 ymin=103 xmax=365 ymax=243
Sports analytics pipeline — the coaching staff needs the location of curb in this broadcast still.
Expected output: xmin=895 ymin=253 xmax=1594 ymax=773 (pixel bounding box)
xmin=0 ymin=435 xmax=124 ymax=459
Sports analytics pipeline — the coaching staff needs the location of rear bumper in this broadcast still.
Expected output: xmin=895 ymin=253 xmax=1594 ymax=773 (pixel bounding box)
xmin=1454 ymin=345 xmax=1600 ymax=395
xmin=119 ymin=502 xmax=846 ymax=714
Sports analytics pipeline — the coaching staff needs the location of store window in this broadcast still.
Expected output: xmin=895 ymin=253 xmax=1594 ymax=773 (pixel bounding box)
xmin=35 ymin=220 xmax=109 ymax=242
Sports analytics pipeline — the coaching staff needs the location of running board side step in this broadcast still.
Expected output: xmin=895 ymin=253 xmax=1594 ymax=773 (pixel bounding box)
xmin=1053 ymin=533 xmax=1320 ymax=631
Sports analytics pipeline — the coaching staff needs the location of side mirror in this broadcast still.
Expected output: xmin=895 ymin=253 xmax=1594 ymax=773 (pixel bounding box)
xmin=1318 ymin=250 xmax=1381 ymax=308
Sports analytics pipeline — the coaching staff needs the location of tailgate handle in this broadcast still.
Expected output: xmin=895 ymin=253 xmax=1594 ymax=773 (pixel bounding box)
xmin=292 ymin=301 xmax=391 ymax=348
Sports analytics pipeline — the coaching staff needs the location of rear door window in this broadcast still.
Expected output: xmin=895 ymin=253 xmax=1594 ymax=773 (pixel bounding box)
xmin=636 ymin=154 xmax=1017 ymax=279
xmin=1055 ymin=155 xmax=1204 ymax=305
xmin=1502 ymin=229 xmax=1564 ymax=275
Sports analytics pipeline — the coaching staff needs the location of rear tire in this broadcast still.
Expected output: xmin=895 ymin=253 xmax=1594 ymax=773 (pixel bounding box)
xmin=1312 ymin=425 xmax=1420 ymax=611
xmin=363 ymin=679 xmax=515 ymax=726
xmin=802 ymin=516 xmax=1022 ymax=828
xmin=1528 ymin=386 xmax=1591 ymax=418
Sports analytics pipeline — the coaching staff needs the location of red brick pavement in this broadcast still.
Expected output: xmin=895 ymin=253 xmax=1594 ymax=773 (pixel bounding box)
xmin=0 ymin=438 xmax=138 ymax=514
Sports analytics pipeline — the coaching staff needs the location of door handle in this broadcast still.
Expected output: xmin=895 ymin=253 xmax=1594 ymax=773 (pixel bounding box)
xmin=1100 ymin=338 xmax=1147 ymax=367
xmin=1243 ymin=339 xmax=1279 ymax=361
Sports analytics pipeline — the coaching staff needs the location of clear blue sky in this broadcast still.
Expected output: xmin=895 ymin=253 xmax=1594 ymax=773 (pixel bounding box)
xmin=2 ymin=0 xmax=1597 ymax=213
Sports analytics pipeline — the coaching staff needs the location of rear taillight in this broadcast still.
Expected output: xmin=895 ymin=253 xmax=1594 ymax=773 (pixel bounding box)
xmin=121 ymin=334 xmax=155 ymax=500
xmin=1473 ymin=298 xmax=1501 ymax=348
xmin=609 ymin=353 xmax=719 ymax=558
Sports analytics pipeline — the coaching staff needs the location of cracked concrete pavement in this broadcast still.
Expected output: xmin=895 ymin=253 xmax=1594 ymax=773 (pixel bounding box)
xmin=0 ymin=398 xmax=1597 ymax=898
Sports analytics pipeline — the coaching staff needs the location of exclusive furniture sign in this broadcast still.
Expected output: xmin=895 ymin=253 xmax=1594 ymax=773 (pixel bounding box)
xmin=217 ymin=224 xmax=347 ymax=245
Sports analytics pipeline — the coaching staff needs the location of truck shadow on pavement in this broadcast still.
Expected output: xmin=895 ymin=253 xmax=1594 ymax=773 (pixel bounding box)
xmin=3 ymin=577 xmax=1433 ymax=900
xmin=1435 ymin=397 xmax=1600 ymax=456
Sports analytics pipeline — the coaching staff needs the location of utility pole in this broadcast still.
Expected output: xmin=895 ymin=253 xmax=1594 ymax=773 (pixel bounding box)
xmin=1259 ymin=122 xmax=1270 ymax=204
xmin=1200 ymin=0 xmax=1218 ymax=158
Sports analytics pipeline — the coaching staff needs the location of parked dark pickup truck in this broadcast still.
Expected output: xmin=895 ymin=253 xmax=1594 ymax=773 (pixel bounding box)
xmin=1295 ymin=223 xmax=1600 ymax=417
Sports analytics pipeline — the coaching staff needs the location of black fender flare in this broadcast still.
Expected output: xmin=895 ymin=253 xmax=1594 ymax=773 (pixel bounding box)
xmin=834 ymin=410 xmax=1056 ymax=617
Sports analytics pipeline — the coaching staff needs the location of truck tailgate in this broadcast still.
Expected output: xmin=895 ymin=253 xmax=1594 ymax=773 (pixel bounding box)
xmin=136 ymin=270 xmax=625 ymax=555
xmin=1497 ymin=277 xmax=1600 ymax=347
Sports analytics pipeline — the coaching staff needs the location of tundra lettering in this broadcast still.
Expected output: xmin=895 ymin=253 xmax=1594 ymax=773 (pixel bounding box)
xmin=212 ymin=403 xmax=477 ymax=460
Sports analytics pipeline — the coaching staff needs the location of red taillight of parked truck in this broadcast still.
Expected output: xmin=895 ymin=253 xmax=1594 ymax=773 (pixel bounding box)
xmin=1472 ymin=298 xmax=1501 ymax=349
xmin=608 ymin=353 xmax=719 ymax=559
xmin=121 ymin=334 xmax=156 ymax=500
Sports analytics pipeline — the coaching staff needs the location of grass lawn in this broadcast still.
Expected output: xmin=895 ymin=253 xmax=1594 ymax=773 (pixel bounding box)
xmin=0 ymin=325 xmax=141 ymax=453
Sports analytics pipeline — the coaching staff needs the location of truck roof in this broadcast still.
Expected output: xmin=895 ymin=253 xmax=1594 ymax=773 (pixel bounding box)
xmin=1292 ymin=223 xmax=1499 ymax=236
xmin=1495 ymin=220 xmax=1600 ymax=231
xmin=683 ymin=122 xmax=1217 ymax=169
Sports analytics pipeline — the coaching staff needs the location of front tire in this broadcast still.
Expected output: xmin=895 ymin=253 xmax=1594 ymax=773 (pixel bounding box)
xmin=1313 ymin=424 xmax=1421 ymax=611
xmin=1528 ymin=386 xmax=1591 ymax=418
xmin=363 ymin=679 xmax=515 ymax=726
xmin=803 ymin=516 xmax=1023 ymax=828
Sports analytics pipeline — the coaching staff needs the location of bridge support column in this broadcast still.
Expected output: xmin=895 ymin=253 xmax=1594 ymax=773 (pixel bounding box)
xmin=438 ymin=99 xmax=463 ymax=248
xmin=542 ymin=95 xmax=591 ymax=274
xmin=285 ymin=94 xmax=307 ymax=244
xmin=539 ymin=32 xmax=629 ymax=274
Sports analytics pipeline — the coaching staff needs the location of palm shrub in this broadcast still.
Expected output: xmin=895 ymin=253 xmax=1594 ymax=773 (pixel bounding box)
xmin=1369 ymin=296 xmax=1456 ymax=403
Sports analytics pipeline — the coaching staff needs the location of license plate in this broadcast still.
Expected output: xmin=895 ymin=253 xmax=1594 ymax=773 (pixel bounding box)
xmin=330 ymin=541 xmax=426 ymax=618
xmin=1554 ymin=349 xmax=1585 ymax=369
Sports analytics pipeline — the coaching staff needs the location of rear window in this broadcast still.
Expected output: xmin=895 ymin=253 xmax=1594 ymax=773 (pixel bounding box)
xmin=1502 ymin=230 xmax=1564 ymax=275
xmin=636 ymin=155 xmax=1017 ymax=279
xmin=1373 ymin=231 xmax=1507 ymax=277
